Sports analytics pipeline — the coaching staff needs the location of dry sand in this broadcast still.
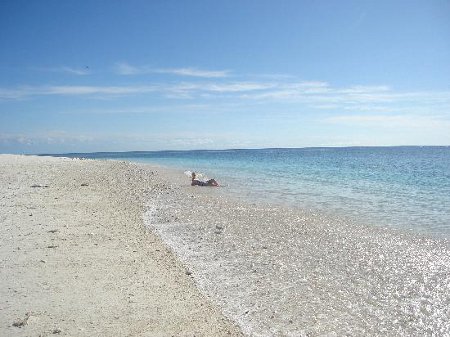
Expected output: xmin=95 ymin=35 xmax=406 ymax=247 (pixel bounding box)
xmin=0 ymin=154 xmax=243 ymax=337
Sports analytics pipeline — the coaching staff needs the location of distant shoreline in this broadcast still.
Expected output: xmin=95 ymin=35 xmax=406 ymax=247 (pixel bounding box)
xmin=26 ymin=144 xmax=450 ymax=157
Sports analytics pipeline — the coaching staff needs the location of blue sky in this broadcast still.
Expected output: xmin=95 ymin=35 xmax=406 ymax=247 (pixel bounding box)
xmin=1 ymin=0 xmax=449 ymax=153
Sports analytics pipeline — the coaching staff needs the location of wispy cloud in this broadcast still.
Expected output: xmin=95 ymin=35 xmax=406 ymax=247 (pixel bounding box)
xmin=35 ymin=66 xmax=90 ymax=75
xmin=240 ymin=81 xmax=330 ymax=100
xmin=57 ymin=104 xmax=212 ymax=115
xmin=44 ymin=85 xmax=158 ymax=96
xmin=0 ymin=81 xmax=271 ymax=100
xmin=0 ymin=131 xmax=95 ymax=145
xmin=2 ymin=69 xmax=450 ymax=127
xmin=154 ymin=67 xmax=230 ymax=78
xmin=2 ymin=81 xmax=450 ymax=123
xmin=324 ymin=114 xmax=450 ymax=129
xmin=203 ymin=82 xmax=274 ymax=92
xmin=0 ymin=87 xmax=30 ymax=100
xmin=0 ymin=130 xmax=253 ymax=152
xmin=114 ymin=62 xmax=230 ymax=78
xmin=59 ymin=66 xmax=90 ymax=75
xmin=114 ymin=62 xmax=141 ymax=75
xmin=0 ymin=85 xmax=159 ymax=99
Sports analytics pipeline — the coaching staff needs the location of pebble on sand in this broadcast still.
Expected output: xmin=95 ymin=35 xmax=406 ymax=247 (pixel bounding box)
xmin=12 ymin=312 xmax=30 ymax=328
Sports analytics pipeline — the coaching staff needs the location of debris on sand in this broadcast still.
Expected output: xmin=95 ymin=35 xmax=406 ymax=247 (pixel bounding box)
xmin=31 ymin=184 xmax=49 ymax=188
xmin=12 ymin=312 xmax=30 ymax=328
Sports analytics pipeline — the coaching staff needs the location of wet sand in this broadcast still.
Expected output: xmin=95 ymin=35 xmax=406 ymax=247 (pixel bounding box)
xmin=147 ymin=164 xmax=450 ymax=336
xmin=0 ymin=155 xmax=243 ymax=337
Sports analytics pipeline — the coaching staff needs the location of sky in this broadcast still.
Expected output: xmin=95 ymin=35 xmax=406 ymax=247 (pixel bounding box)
xmin=0 ymin=0 xmax=449 ymax=153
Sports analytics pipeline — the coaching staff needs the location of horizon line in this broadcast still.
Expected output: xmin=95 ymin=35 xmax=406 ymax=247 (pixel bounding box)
xmin=35 ymin=144 xmax=450 ymax=157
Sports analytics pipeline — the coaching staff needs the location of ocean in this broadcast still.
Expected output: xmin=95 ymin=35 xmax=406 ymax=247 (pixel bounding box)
xmin=59 ymin=146 xmax=450 ymax=238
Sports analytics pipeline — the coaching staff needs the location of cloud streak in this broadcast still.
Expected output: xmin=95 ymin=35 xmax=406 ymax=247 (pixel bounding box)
xmin=114 ymin=62 xmax=230 ymax=78
xmin=0 ymin=85 xmax=159 ymax=99
xmin=0 ymin=81 xmax=274 ymax=100
xmin=1 ymin=69 xmax=450 ymax=127
xmin=2 ymin=81 xmax=449 ymax=107
xmin=324 ymin=114 xmax=450 ymax=129
xmin=0 ymin=131 xmax=95 ymax=145
xmin=35 ymin=66 xmax=90 ymax=75
xmin=56 ymin=104 xmax=212 ymax=115
xmin=0 ymin=130 xmax=252 ymax=153
xmin=154 ymin=67 xmax=230 ymax=78
xmin=58 ymin=66 xmax=90 ymax=75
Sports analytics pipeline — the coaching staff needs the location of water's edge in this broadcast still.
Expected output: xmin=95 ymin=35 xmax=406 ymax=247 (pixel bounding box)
xmin=46 ymin=147 xmax=450 ymax=238
xmin=141 ymin=162 xmax=450 ymax=336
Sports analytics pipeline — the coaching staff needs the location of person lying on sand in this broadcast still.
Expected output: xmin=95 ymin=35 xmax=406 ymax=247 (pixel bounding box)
xmin=191 ymin=172 xmax=219 ymax=187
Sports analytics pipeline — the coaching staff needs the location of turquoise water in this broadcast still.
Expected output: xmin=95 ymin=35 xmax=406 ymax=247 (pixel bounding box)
xmin=55 ymin=146 xmax=450 ymax=237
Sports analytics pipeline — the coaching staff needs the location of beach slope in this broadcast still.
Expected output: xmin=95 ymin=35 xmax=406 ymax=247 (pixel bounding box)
xmin=0 ymin=154 xmax=242 ymax=337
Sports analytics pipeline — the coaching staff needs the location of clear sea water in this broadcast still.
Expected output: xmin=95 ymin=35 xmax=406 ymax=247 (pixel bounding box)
xmin=57 ymin=146 xmax=450 ymax=237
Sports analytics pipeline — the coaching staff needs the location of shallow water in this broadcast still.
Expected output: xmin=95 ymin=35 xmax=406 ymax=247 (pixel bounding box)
xmin=59 ymin=146 xmax=450 ymax=237
xmin=145 ymin=179 xmax=450 ymax=336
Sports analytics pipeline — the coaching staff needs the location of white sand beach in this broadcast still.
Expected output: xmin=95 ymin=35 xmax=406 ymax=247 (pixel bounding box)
xmin=0 ymin=155 xmax=243 ymax=337
xmin=2 ymin=154 xmax=449 ymax=336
